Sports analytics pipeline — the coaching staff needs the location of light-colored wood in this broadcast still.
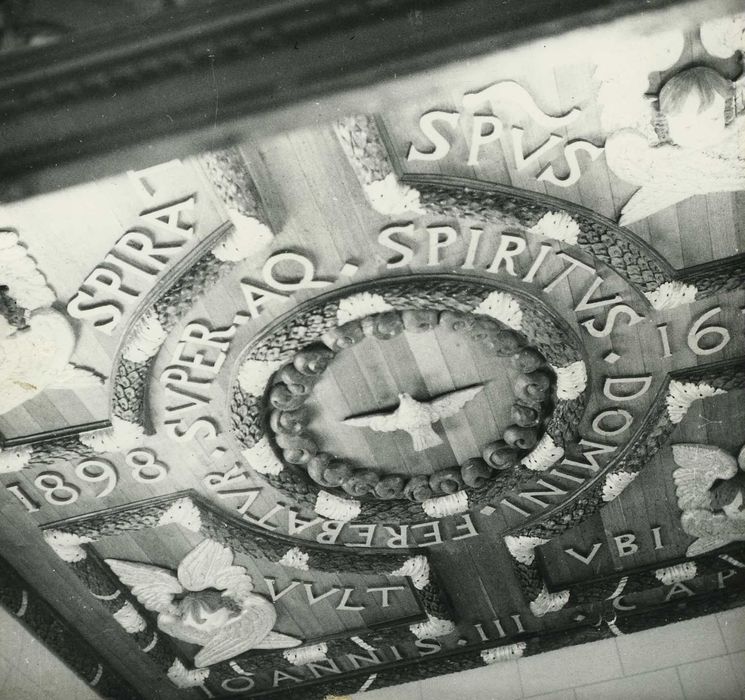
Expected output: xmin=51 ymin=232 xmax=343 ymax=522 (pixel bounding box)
xmin=1 ymin=7 xmax=744 ymax=697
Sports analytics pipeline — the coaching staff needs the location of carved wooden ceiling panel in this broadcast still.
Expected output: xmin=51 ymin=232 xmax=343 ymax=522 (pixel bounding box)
xmin=1 ymin=7 xmax=744 ymax=700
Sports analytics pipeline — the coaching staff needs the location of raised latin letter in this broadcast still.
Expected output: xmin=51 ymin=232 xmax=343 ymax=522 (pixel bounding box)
xmin=67 ymin=291 xmax=123 ymax=334
xmin=562 ymin=439 xmax=616 ymax=473
xmin=487 ymin=234 xmax=527 ymax=276
xmin=367 ymin=586 xmax=405 ymax=607
xmin=564 ymin=543 xmax=603 ymax=565
xmin=426 ymin=225 xmax=458 ymax=266
xmin=415 ymin=638 xmax=441 ymax=655
xmin=264 ymin=578 xmax=301 ymax=602
xmin=519 ymin=479 xmax=568 ymax=508
xmin=613 ymin=533 xmax=639 ymax=557
xmin=537 ymin=141 xmax=603 ymax=187
xmin=262 ymin=252 xmax=331 ymax=291
xmin=543 ymin=253 xmax=594 ymax=293
xmin=407 ymin=111 xmax=460 ymax=162
xmin=316 ymin=520 xmax=345 ymax=545
xmin=451 ymin=514 xmax=479 ymax=541
xmin=140 ymin=196 xmax=195 ymax=237
xmin=574 ymin=276 xmax=623 ymax=312
xmin=468 ymin=115 xmax=503 ymax=166
xmin=336 ymin=588 xmax=364 ymax=611
xmin=304 ymin=583 xmax=340 ymax=606
xmin=603 ymin=376 xmax=653 ymax=402
xmin=287 ymin=509 xmax=323 ymax=535
xmin=411 ymin=521 xmax=444 ymax=547
xmin=240 ymin=281 xmax=289 ymax=319
xmin=592 ymin=409 xmax=633 ymax=437
xmin=581 ymin=304 xmax=645 ymax=338
xmin=345 ymin=524 xmax=376 ymax=548
xmin=384 ymin=525 xmax=411 ymax=548
xmin=664 ymin=582 xmax=694 ymax=600
xmin=378 ymin=224 xmax=415 ymax=268
xmin=511 ymin=126 xmax=562 ymax=170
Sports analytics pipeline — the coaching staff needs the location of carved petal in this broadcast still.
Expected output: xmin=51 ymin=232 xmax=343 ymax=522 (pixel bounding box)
xmin=167 ymin=659 xmax=209 ymax=688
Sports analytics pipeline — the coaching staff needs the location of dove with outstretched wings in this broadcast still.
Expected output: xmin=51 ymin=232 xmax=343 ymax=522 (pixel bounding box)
xmin=106 ymin=539 xmax=301 ymax=667
xmin=342 ymin=385 xmax=483 ymax=452
xmin=672 ymin=443 xmax=745 ymax=557
xmin=605 ymin=125 xmax=745 ymax=226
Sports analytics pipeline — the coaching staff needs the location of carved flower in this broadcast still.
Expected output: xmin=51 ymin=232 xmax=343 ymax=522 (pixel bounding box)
xmin=374 ymin=474 xmax=407 ymax=499
xmin=275 ymin=433 xmax=318 ymax=465
xmin=503 ymin=425 xmax=539 ymax=450
xmin=514 ymin=370 xmax=552 ymax=402
xmin=402 ymin=309 xmax=439 ymax=333
xmin=429 ymin=468 xmax=465 ymax=495
xmin=342 ymin=470 xmax=380 ymax=497
xmin=482 ymin=440 xmax=519 ymax=470
xmin=461 ymin=458 xmax=492 ymax=488
xmin=293 ymin=347 xmax=334 ymax=375
xmin=307 ymin=455 xmax=354 ymax=487
xmin=404 ymin=475 xmax=434 ymax=502
xmin=269 ymin=383 xmax=307 ymax=411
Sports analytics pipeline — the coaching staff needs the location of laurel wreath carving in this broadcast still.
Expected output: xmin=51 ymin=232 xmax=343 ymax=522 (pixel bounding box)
xmin=231 ymin=277 xmax=585 ymax=523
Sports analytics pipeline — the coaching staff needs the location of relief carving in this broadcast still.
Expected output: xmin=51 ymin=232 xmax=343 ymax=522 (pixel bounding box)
xmin=604 ymin=65 xmax=745 ymax=226
xmin=672 ymin=443 xmax=745 ymax=556
xmin=233 ymin=279 xmax=580 ymax=524
xmin=342 ymin=386 xmax=485 ymax=453
xmin=106 ymin=539 xmax=302 ymax=668
xmin=0 ymin=230 xmax=101 ymax=418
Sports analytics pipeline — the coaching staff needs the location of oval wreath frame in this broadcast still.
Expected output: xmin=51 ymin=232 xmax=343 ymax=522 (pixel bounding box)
xmin=229 ymin=274 xmax=589 ymax=524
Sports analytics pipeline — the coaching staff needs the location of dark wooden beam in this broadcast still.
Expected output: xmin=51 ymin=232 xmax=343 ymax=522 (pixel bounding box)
xmin=0 ymin=0 xmax=738 ymax=199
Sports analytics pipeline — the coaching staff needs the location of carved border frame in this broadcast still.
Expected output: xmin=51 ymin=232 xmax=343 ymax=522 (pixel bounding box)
xmin=40 ymin=490 xmax=453 ymax=696
xmin=0 ymin=553 xmax=143 ymax=699
xmin=190 ymin=578 xmax=745 ymax=698
xmin=536 ymin=541 xmax=745 ymax=606
xmin=504 ymin=357 xmax=745 ymax=614
xmin=230 ymin=273 xmax=587 ymax=524
xmin=5 ymin=524 xmax=745 ymax=700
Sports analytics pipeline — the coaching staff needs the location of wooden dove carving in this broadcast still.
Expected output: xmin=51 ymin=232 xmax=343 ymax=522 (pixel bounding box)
xmin=605 ymin=126 xmax=745 ymax=226
xmin=672 ymin=443 xmax=745 ymax=557
xmin=106 ymin=539 xmax=301 ymax=667
xmin=341 ymin=385 xmax=483 ymax=451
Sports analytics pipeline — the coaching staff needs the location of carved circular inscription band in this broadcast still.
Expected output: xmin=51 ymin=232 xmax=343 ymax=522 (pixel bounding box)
xmin=230 ymin=276 xmax=586 ymax=524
